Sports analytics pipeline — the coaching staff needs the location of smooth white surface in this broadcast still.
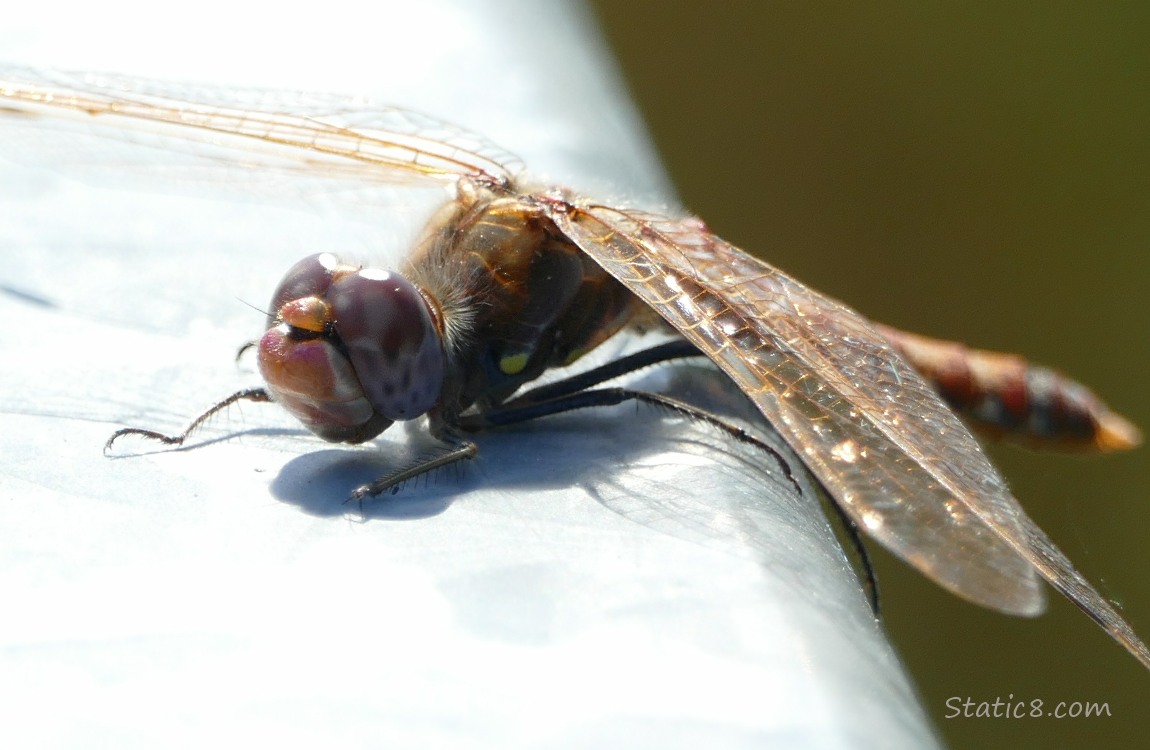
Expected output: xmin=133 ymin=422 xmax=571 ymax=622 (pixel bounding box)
xmin=0 ymin=2 xmax=937 ymax=747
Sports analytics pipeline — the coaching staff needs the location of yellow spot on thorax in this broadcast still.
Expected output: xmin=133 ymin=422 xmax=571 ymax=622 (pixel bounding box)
xmin=499 ymin=352 xmax=530 ymax=375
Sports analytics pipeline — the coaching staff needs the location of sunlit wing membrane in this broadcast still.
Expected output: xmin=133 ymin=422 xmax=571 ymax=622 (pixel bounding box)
xmin=0 ymin=66 xmax=521 ymax=186
xmin=555 ymin=203 xmax=1040 ymax=612
xmin=556 ymin=202 xmax=1150 ymax=669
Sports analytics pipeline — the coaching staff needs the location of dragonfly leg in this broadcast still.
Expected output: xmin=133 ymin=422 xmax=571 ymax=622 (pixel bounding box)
xmin=469 ymin=386 xmax=801 ymax=494
xmin=348 ymin=440 xmax=478 ymax=502
xmin=234 ymin=340 xmax=258 ymax=363
xmin=469 ymin=385 xmax=882 ymax=615
xmin=342 ymin=342 xmax=709 ymax=506
xmin=103 ymin=387 xmax=272 ymax=453
xmin=502 ymin=339 xmax=701 ymax=407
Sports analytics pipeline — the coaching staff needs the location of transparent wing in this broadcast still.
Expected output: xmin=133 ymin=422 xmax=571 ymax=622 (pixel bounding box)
xmin=553 ymin=201 xmax=1150 ymax=668
xmin=0 ymin=66 xmax=522 ymax=187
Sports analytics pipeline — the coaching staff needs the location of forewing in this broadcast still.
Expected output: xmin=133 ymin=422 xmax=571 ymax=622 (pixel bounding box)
xmin=0 ymin=66 xmax=522 ymax=187
xmin=553 ymin=201 xmax=1150 ymax=668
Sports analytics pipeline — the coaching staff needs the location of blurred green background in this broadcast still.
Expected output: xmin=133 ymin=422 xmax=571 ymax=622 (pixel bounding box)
xmin=590 ymin=2 xmax=1149 ymax=747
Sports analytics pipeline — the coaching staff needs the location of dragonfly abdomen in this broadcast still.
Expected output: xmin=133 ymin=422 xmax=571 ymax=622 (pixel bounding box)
xmin=875 ymin=324 xmax=1141 ymax=452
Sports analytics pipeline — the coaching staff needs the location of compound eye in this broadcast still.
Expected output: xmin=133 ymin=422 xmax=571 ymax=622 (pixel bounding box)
xmin=328 ymin=268 xmax=445 ymax=421
xmin=264 ymin=252 xmax=355 ymax=330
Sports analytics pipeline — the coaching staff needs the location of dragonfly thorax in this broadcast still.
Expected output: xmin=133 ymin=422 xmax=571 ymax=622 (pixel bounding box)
xmin=403 ymin=193 xmax=644 ymax=417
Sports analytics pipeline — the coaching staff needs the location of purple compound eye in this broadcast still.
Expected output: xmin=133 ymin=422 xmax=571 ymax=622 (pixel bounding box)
xmin=327 ymin=268 xmax=445 ymax=421
xmin=257 ymin=254 xmax=445 ymax=443
xmin=264 ymin=252 xmax=350 ymax=329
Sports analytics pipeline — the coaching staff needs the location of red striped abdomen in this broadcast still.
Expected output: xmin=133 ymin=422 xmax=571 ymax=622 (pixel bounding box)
xmin=874 ymin=324 xmax=1141 ymax=452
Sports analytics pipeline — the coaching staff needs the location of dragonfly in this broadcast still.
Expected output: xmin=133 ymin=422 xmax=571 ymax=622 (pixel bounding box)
xmin=2 ymin=66 xmax=1146 ymax=669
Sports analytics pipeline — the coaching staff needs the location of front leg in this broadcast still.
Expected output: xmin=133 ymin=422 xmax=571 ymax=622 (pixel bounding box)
xmin=349 ymin=410 xmax=478 ymax=501
xmin=349 ymin=438 xmax=478 ymax=501
xmin=104 ymin=388 xmax=273 ymax=453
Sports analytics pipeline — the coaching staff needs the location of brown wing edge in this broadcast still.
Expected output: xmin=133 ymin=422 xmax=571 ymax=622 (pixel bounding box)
xmin=0 ymin=65 xmax=521 ymax=186
xmin=552 ymin=199 xmax=1150 ymax=670
xmin=552 ymin=200 xmax=1042 ymax=611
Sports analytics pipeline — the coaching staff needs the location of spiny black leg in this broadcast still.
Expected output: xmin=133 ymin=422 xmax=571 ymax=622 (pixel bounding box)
xmin=462 ymin=386 xmax=800 ymax=497
xmin=470 ymin=384 xmax=881 ymax=613
xmin=504 ymin=339 xmax=700 ymax=408
xmin=103 ymin=387 xmax=272 ymax=454
xmin=234 ymin=340 xmax=258 ymax=363
xmin=349 ymin=440 xmax=479 ymax=503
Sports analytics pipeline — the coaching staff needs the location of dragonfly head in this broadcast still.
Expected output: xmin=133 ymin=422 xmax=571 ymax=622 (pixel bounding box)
xmin=257 ymin=253 xmax=446 ymax=443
